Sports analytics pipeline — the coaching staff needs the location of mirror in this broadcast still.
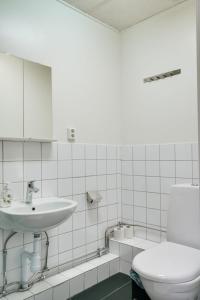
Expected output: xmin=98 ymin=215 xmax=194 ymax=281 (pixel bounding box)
xmin=0 ymin=53 xmax=53 ymax=141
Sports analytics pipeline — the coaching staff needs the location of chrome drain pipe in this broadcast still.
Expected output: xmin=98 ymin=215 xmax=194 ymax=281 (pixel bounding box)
xmin=0 ymin=231 xmax=49 ymax=298
xmin=1 ymin=232 xmax=18 ymax=296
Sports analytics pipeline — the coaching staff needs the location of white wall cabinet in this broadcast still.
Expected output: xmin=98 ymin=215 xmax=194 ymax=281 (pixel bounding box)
xmin=0 ymin=53 xmax=53 ymax=141
xmin=0 ymin=54 xmax=23 ymax=139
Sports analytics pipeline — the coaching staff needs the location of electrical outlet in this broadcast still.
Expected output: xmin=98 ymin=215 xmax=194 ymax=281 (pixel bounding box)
xmin=67 ymin=128 xmax=76 ymax=141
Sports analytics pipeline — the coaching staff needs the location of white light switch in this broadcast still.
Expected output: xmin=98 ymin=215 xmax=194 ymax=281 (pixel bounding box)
xmin=67 ymin=128 xmax=76 ymax=141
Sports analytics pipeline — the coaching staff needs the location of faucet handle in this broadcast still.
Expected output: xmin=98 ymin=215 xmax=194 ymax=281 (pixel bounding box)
xmin=28 ymin=180 xmax=39 ymax=193
xmin=28 ymin=180 xmax=36 ymax=187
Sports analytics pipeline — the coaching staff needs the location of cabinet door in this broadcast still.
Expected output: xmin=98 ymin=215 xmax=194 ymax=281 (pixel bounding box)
xmin=23 ymin=60 xmax=52 ymax=140
xmin=0 ymin=54 xmax=23 ymax=138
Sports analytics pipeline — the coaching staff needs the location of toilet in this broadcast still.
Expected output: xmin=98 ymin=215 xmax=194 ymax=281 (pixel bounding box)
xmin=133 ymin=184 xmax=200 ymax=300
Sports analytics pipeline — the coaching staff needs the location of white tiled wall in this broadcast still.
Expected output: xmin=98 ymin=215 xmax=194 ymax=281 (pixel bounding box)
xmin=121 ymin=143 xmax=199 ymax=243
xmin=0 ymin=141 xmax=199 ymax=288
xmin=0 ymin=141 xmax=121 ymax=285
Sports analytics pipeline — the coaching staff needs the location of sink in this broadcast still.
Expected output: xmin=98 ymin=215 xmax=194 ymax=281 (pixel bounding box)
xmin=0 ymin=197 xmax=77 ymax=232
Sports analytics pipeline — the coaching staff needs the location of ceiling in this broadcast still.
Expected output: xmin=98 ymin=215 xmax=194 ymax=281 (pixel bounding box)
xmin=61 ymin=0 xmax=187 ymax=31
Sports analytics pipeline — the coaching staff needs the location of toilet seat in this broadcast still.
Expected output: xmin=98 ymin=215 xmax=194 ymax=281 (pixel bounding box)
xmin=133 ymin=241 xmax=200 ymax=284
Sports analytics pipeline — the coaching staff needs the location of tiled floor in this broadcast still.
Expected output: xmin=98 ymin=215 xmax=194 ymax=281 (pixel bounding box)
xmin=70 ymin=272 xmax=150 ymax=300
xmin=71 ymin=273 xmax=132 ymax=300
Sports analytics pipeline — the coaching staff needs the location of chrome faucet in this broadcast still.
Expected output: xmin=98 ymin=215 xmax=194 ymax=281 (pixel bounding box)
xmin=25 ymin=181 xmax=39 ymax=204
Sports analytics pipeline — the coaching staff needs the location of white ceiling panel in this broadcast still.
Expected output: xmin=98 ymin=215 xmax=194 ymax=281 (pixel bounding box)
xmin=61 ymin=0 xmax=188 ymax=30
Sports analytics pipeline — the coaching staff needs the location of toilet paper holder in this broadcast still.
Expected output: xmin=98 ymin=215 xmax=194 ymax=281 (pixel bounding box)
xmin=86 ymin=191 xmax=102 ymax=204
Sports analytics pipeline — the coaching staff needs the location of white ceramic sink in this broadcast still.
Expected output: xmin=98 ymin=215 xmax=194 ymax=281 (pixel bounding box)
xmin=0 ymin=197 xmax=77 ymax=232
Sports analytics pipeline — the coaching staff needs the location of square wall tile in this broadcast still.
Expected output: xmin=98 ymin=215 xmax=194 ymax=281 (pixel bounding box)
xmin=97 ymin=145 xmax=107 ymax=160
xmin=73 ymin=245 xmax=86 ymax=261
xmin=147 ymin=193 xmax=160 ymax=209
xmin=73 ymin=229 xmax=86 ymax=248
xmin=134 ymin=206 xmax=146 ymax=223
xmin=86 ymin=209 xmax=97 ymax=226
xmin=57 ymin=143 xmax=71 ymax=160
xmin=73 ymin=211 xmax=86 ymax=230
xmin=97 ymin=175 xmax=107 ymax=191
xmin=3 ymin=141 xmax=23 ymax=161
xmin=108 ymin=204 xmax=118 ymax=220
xmin=176 ymin=161 xmax=192 ymax=178
xmin=70 ymin=274 xmax=84 ymax=297
xmin=146 ymin=177 xmax=160 ymax=193
xmin=58 ymin=160 xmax=72 ymax=179
xmin=58 ymin=217 xmax=73 ymax=234
xmin=120 ymin=260 xmax=131 ymax=275
xmin=42 ymin=179 xmax=57 ymax=197
xmin=4 ymin=162 xmax=23 ymax=182
xmin=160 ymin=161 xmax=175 ymax=178
xmin=121 ymin=161 xmax=132 ymax=176
xmin=72 ymin=144 xmax=85 ymax=160
xmin=58 ymin=179 xmax=72 ymax=197
xmin=107 ymin=145 xmax=117 ymax=160
xmin=24 ymin=161 xmax=41 ymax=181
xmin=107 ymin=174 xmax=117 ymax=189
xmin=86 ymin=176 xmax=97 ymax=191
xmin=133 ymin=161 xmax=145 ymax=176
xmin=42 ymin=143 xmax=57 ymax=160
xmin=73 ymin=160 xmax=85 ymax=177
xmin=24 ymin=142 xmax=41 ymax=161
xmin=58 ymin=232 xmax=72 ymax=253
xmin=133 ymin=145 xmax=145 ymax=160
xmin=59 ymin=249 xmax=73 ymax=266
xmin=146 ymin=144 xmax=159 ymax=160
xmin=122 ymin=205 xmax=133 ymax=220
xmin=147 ymin=209 xmax=160 ymax=226
xmin=175 ymin=144 xmax=192 ymax=160
xmin=160 ymin=144 xmax=175 ymax=161
xmin=134 ymin=176 xmax=146 ymax=192
xmin=122 ymin=175 xmax=133 ymax=190
xmin=107 ymin=189 xmax=117 ymax=205
xmin=86 ymin=160 xmax=96 ymax=176
xmin=10 ymin=182 xmax=24 ymax=200
xmin=73 ymin=194 xmax=86 ymax=212
xmin=134 ymin=191 xmax=146 ymax=207
xmin=85 ymin=144 xmax=96 ymax=159
xmin=86 ymin=225 xmax=98 ymax=244
xmin=97 ymin=160 xmax=106 ymax=175
xmin=107 ymin=160 xmax=117 ymax=174
xmin=120 ymin=244 xmax=133 ymax=263
xmin=120 ymin=145 xmax=132 ymax=160
xmin=146 ymin=161 xmax=160 ymax=176
xmin=53 ymin=281 xmax=69 ymax=300
xmin=109 ymin=259 xmax=120 ymax=276
xmin=98 ymin=206 xmax=108 ymax=223
xmin=98 ymin=263 xmax=109 ymax=282
xmin=73 ymin=177 xmax=85 ymax=195
xmin=35 ymin=289 xmax=53 ymax=300
xmin=85 ymin=269 xmax=97 ymax=289
xmin=42 ymin=161 xmax=57 ymax=180
xmin=122 ymin=190 xmax=133 ymax=206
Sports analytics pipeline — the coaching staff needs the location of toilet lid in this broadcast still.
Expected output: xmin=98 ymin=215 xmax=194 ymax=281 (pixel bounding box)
xmin=133 ymin=241 xmax=200 ymax=284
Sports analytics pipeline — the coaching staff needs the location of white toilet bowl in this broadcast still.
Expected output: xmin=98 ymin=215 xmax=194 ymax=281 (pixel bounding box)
xmin=133 ymin=241 xmax=200 ymax=300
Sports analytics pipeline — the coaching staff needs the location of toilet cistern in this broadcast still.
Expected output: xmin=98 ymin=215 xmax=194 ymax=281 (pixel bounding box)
xmin=25 ymin=180 xmax=39 ymax=204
